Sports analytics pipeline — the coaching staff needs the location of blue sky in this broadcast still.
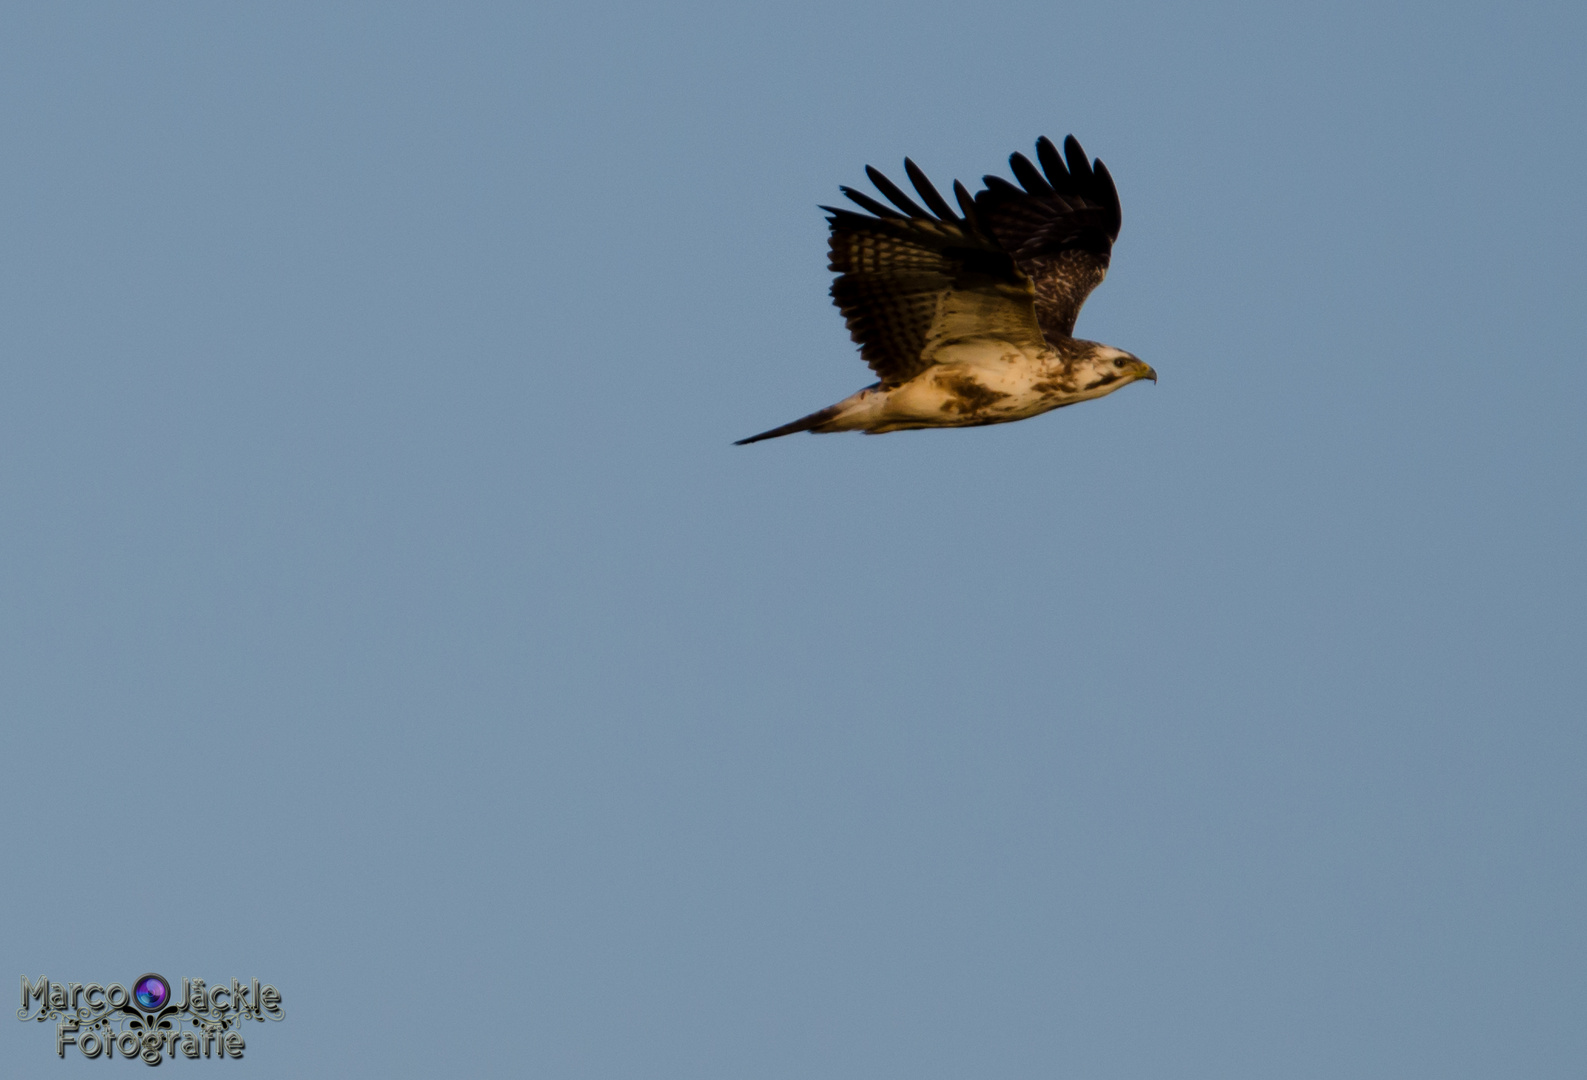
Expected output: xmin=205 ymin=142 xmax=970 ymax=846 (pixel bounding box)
xmin=3 ymin=2 xmax=1584 ymax=1077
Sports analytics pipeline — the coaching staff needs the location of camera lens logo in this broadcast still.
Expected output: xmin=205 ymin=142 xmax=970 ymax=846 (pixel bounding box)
xmin=132 ymin=974 xmax=171 ymax=1011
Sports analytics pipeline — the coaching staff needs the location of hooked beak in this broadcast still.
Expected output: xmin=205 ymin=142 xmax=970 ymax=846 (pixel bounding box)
xmin=1136 ymin=361 xmax=1157 ymax=383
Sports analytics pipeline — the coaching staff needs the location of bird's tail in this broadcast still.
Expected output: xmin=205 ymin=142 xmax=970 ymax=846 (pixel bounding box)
xmin=734 ymin=403 xmax=844 ymax=445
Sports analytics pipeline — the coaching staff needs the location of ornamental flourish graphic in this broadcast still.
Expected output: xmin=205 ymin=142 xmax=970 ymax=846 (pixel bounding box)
xmin=19 ymin=974 xmax=283 ymax=1063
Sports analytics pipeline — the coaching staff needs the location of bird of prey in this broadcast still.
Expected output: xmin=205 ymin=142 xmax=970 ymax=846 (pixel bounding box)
xmin=736 ymin=135 xmax=1154 ymax=444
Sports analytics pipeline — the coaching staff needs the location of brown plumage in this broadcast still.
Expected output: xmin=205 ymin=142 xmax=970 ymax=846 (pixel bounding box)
xmin=737 ymin=136 xmax=1151 ymax=445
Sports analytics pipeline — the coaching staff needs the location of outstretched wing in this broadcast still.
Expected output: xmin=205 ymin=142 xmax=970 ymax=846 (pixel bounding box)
xmin=973 ymin=135 xmax=1121 ymax=341
xmin=826 ymin=160 xmax=1046 ymax=388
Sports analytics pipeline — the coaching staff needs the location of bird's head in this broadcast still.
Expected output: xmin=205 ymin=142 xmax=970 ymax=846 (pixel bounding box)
xmin=1073 ymin=343 xmax=1156 ymax=396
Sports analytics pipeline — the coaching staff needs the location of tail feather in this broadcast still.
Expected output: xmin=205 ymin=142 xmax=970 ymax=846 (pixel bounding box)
xmin=734 ymin=403 xmax=843 ymax=445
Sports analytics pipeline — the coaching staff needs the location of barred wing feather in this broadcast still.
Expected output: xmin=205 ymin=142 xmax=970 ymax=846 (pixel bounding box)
xmin=825 ymin=198 xmax=1045 ymax=388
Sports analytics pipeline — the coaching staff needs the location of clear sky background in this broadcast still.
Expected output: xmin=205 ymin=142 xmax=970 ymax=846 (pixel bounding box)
xmin=3 ymin=2 xmax=1584 ymax=1077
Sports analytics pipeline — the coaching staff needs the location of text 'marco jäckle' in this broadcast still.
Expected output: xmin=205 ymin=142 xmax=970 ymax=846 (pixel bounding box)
xmin=19 ymin=973 xmax=283 ymax=1063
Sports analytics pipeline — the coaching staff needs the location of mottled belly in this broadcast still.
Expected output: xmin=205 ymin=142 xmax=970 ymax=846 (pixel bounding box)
xmin=875 ymin=360 xmax=1075 ymax=431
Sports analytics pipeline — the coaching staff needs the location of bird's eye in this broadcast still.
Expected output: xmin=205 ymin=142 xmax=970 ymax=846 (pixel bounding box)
xmin=1113 ymin=357 xmax=1127 ymax=368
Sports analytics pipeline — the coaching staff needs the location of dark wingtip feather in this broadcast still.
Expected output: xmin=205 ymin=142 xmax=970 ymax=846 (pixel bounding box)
xmin=865 ymin=165 xmax=930 ymax=219
xmin=840 ymin=186 xmax=907 ymax=219
xmin=981 ymin=174 xmax=1024 ymax=198
xmin=952 ymin=179 xmax=979 ymax=224
xmin=1063 ymin=135 xmax=1093 ymax=181
xmin=1092 ymin=159 xmax=1122 ymax=238
xmin=1035 ymin=136 xmax=1072 ymax=191
xmin=1008 ymin=152 xmax=1054 ymax=196
xmin=903 ymin=158 xmax=957 ymax=220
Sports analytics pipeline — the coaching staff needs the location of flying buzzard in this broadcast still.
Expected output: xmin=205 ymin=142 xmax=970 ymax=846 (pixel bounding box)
xmin=736 ymin=135 xmax=1154 ymax=444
